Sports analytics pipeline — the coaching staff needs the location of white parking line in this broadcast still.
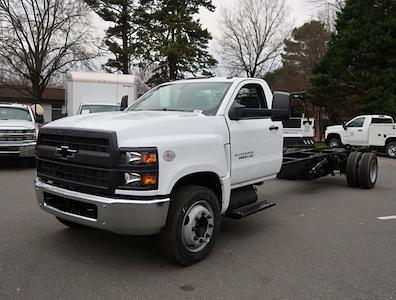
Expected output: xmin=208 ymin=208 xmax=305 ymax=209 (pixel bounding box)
xmin=377 ymin=215 xmax=396 ymax=220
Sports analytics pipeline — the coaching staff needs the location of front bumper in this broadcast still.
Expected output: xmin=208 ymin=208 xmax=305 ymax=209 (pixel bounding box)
xmin=0 ymin=142 xmax=36 ymax=157
xmin=35 ymin=179 xmax=170 ymax=235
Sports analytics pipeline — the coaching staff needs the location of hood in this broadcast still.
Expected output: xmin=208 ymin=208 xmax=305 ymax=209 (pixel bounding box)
xmin=44 ymin=110 xmax=227 ymax=147
xmin=325 ymin=125 xmax=343 ymax=131
xmin=0 ymin=119 xmax=35 ymax=129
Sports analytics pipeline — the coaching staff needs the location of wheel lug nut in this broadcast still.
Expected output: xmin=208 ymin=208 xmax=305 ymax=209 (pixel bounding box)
xmin=207 ymin=215 xmax=212 ymax=219
xmin=201 ymin=212 xmax=206 ymax=217
xmin=208 ymin=224 xmax=213 ymax=228
xmin=205 ymin=234 xmax=210 ymax=238
xmin=199 ymin=239 xmax=204 ymax=244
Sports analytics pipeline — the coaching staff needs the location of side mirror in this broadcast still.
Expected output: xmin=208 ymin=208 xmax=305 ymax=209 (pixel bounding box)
xmin=35 ymin=114 xmax=44 ymax=124
xmin=229 ymin=106 xmax=244 ymax=120
xmin=271 ymin=92 xmax=290 ymax=121
xmin=120 ymin=95 xmax=128 ymax=111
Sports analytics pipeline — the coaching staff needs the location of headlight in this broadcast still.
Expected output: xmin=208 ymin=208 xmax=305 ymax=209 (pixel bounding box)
xmin=119 ymin=148 xmax=158 ymax=190
xmin=122 ymin=149 xmax=158 ymax=165
xmin=124 ymin=172 xmax=157 ymax=187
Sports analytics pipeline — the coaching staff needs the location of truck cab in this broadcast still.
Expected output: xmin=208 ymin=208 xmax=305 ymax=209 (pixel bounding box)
xmin=35 ymin=77 xmax=289 ymax=264
xmin=325 ymin=115 xmax=396 ymax=158
xmin=0 ymin=103 xmax=43 ymax=165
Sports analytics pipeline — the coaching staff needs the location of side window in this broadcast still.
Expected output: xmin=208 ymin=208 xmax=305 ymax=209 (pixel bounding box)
xmin=347 ymin=117 xmax=365 ymax=128
xmin=233 ymin=84 xmax=267 ymax=109
xmin=371 ymin=118 xmax=393 ymax=124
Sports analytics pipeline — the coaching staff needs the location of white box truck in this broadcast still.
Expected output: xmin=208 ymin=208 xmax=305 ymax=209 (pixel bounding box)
xmin=66 ymin=72 xmax=138 ymax=116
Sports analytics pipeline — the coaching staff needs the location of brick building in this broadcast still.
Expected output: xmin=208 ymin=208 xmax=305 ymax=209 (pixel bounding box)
xmin=0 ymin=86 xmax=65 ymax=122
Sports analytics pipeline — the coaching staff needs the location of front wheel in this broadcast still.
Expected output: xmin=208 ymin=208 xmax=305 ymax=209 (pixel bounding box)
xmin=328 ymin=137 xmax=342 ymax=148
xmin=160 ymin=185 xmax=220 ymax=266
xmin=386 ymin=142 xmax=396 ymax=159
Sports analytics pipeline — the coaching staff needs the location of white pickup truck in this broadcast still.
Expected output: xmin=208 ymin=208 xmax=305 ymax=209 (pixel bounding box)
xmin=34 ymin=78 xmax=379 ymax=265
xmin=325 ymin=115 xmax=396 ymax=158
xmin=0 ymin=103 xmax=43 ymax=165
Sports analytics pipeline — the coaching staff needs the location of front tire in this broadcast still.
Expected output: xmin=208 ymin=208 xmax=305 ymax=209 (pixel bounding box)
xmin=160 ymin=185 xmax=220 ymax=266
xmin=386 ymin=142 xmax=396 ymax=159
xmin=328 ymin=137 xmax=342 ymax=148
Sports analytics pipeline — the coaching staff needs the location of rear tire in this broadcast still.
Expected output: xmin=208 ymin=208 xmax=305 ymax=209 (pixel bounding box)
xmin=385 ymin=142 xmax=396 ymax=159
xmin=160 ymin=185 xmax=220 ymax=266
xmin=358 ymin=153 xmax=378 ymax=189
xmin=346 ymin=152 xmax=362 ymax=187
xmin=328 ymin=137 xmax=342 ymax=148
xmin=56 ymin=217 xmax=86 ymax=229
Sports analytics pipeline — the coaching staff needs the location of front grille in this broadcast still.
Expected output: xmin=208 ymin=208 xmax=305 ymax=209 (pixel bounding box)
xmin=37 ymin=159 xmax=114 ymax=192
xmin=36 ymin=128 xmax=119 ymax=194
xmin=0 ymin=129 xmax=35 ymax=142
xmin=44 ymin=193 xmax=98 ymax=220
xmin=39 ymin=133 xmax=110 ymax=152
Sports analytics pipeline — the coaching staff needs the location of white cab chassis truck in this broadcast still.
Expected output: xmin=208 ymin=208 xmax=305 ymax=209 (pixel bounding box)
xmin=325 ymin=115 xmax=396 ymax=158
xmin=34 ymin=78 xmax=379 ymax=265
xmin=66 ymin=72 xmax=138 ymax=116
xmin=0 ymin=103 xmax=43 ymax=165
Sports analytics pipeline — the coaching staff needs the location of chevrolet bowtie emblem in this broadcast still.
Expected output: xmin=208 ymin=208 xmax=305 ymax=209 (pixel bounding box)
xmin=55 ymin=146 xmax=78 ymax=160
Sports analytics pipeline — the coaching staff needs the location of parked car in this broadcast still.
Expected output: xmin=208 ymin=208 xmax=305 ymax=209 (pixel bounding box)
xmin=0 ymin=103 xmax=44 ymax=165
xmin=325 ymin=115 xmax=396 ymax=158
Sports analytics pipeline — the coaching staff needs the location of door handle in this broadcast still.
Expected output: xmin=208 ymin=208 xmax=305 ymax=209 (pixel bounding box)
xmin=269 ymin=126 xmax=279 ymax=131
xmin=357 ymin=129 xmax=363 ymax=132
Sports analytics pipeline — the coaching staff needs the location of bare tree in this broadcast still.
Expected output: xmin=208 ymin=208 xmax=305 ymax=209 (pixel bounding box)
xmin=217 ymin=0 xmax=291 ymax=78
xmin=311 ymin=0 xmax=345 ymax=30
xmin=0 ymin=0 xmax=99 ymax=102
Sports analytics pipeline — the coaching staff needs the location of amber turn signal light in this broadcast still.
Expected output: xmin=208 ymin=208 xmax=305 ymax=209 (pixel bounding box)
xmin=142 ymin=153 xmax=157 ymax=164
xmin=142 ymin=174 xmax=157 ymax=185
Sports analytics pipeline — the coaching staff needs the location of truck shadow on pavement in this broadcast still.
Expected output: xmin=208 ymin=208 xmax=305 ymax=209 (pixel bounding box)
xmin=38 ymin=216 xmax=272 ymax=268
xmin=0 ymin=158 xmax=35 ymax=170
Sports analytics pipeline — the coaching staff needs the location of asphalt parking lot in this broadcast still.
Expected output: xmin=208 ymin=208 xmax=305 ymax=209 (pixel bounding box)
xmin=0 ymin=157 xmax=395 ymax=300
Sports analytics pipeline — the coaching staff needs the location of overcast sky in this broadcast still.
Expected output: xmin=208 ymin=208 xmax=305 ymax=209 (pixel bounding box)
xmin=197 ymin=0 xmax=320 ymax=74
xmin=199 ymin=0 xmax=318 ymax=40
xmin=91 ymin=0 xmax=320 ymax=74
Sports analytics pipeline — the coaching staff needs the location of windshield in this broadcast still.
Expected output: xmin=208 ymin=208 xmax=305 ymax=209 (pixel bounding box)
xmin=0 ymin=107 xmax=32 ymax=121
xmin=80 ymin=105 xmax=120 ymax=114
xmin=127 ymin=82 xmax=232 ymax=115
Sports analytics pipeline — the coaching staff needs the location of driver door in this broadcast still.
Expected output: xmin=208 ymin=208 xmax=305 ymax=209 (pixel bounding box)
xmin=226 ymin=82 xmax=283 ymax=186
xmin=343 ymin=117 xmax=366 ymax=145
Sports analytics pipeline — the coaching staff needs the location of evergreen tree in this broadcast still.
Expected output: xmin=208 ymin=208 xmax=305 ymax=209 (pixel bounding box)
xmin=310 ymin=0 xmax=396 ymax=122
xmin=86 ymin=0 xmax=141 ymax=73
xmin=137 ymin=0 xmax=217 ymax=84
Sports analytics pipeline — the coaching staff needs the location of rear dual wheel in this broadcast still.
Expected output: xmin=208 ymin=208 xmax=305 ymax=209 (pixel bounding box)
xmin=346 ymin=152 xmax=378 ymax=189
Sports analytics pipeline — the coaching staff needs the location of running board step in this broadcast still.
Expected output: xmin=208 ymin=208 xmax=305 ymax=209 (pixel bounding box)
xmin=226 ymin=200 xmax=276 ymax=219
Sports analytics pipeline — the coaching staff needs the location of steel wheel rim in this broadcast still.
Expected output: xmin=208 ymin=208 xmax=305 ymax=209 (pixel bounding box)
xmin=388 ymin=145 xmax=396 ymax=157
xmin=329 ymin=140 xmax=339 ymax=147
xmin=370 ymin=159 xmax=378 ymax=183
xmin=181 ymin=200 xmax=214 ymax=253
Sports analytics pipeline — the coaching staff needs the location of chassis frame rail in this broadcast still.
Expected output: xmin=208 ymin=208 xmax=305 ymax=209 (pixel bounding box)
xmin=278 ymin=147 xmax=370 ymax=180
